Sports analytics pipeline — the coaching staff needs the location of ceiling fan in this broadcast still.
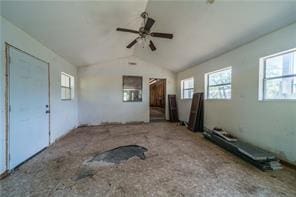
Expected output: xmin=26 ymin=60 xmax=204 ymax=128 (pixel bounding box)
xmin=116 ymin=12 xmax=173 ymax=51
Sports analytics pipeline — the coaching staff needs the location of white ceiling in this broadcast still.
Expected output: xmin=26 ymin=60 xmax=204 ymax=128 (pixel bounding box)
xmin=1 ymin=1 xmax=296 ymax=71
xmin=1 ymin=0 xmax=148 ymax=66
xmin=135 ymin=0 xmax=296 ymax=71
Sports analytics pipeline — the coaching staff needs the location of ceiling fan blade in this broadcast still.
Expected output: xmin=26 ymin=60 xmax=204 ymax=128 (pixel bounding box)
xmin=116 ymin=28 xmax=139 ymax=34
xmin=144 ymin=18 xmax=155 ymax=31
xmin=149 ymin=40 xmax=156 ymax=51
xmin=150 ymin=32 xmax=173 ymax=39
xmin=126 ymin=38 xmax=138 ymax=48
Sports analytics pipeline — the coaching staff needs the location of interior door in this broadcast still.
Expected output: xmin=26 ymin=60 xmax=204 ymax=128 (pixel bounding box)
xmin=9 ymin=46 xmax=49 ymax=169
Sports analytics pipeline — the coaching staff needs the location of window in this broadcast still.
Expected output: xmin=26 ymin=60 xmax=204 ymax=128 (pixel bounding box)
xmin=181 ymin=77 xmax=194 ymax=99
xmin=205 ymin=67 xmax=232 ymax=100
xmin=61 ymin=72 xmax=74 ymax=100
xmin=259 ymin=48 xmax=296 ymax=100
xmin=123 ymin=76 xmax=142 ymax=102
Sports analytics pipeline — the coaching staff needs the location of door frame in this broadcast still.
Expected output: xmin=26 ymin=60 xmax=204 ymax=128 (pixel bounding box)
xmin=148 ymin=78 xmax=167 ymax=122
xmin=4 ymin=43 xmax=51 ymax=171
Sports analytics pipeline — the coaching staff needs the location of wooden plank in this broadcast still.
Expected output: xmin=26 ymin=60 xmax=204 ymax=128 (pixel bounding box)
xmin=188 ymin=93 xmax=204 ymax=132
xmin=168 ymin=95 xmax=179 ymax=122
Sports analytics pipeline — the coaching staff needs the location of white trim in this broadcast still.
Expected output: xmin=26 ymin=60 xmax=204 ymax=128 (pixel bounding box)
xmin=180 ymin=77 xmax=194 ymax=100
xmin=258 ymin=48 xmax=296 ymax=101
xmin=61 ymin=72 xmax=74 ymax=100
xmin=205 ymin=66 xmax=232 ymax=76
xmin=205 ymin=67 xmax=232 ymax=100
xmin=261 ymin=48 xmax=296 ymax=60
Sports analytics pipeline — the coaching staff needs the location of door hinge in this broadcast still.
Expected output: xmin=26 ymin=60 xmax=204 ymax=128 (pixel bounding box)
xmin=9 ymin=105 xmax=11 ymax=112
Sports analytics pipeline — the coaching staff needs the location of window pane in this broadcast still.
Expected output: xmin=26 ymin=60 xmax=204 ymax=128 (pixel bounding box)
xmin=61 ymin=74 xmax=70 ymax=87
xmin=183 ymin=89 xmax=194 ymax=99
xmin=181 ymin=78 xmax=194 ymax=99
xmin=183 ymin=78 xmax=193 ymax=89
xmin=123 ymin=76 xmax=142 ymax=90
xmin=265 ymin=51 xmax=296 ymax=78
xmin=61 ymin=72 xmax=74 ymax=100
xmin=123 ymin=76 xmax=142 ymax=102
xmin=61 ymin=87 xmax=71 ymax=100
xmin=208 ymin=68 xmax=231 ymax=86
xmin=123 ymin=90 xmax=142 ymax=102
xmin=265 ymin=77 xmax=296 ymax=99
xmin=61 ymin=87 xmax=65 ymax=99
xmin=208 ymin=85 xmax=231 ymax=99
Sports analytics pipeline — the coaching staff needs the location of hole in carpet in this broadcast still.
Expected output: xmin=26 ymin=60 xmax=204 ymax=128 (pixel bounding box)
xmin=74 ymin=145 xmax=147 ymax=181
xmin=87 ymin=145 xmax=148 ymax=166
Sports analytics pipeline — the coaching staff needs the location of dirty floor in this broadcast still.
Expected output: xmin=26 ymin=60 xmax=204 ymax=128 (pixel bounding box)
xmin=0 ymin=122 xmax=296 ymax=197
xmin=150 ymin=107 xmax=165 ymax=121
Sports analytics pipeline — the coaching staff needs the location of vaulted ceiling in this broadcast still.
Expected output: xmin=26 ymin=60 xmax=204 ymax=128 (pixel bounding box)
xmin=1 ymin=1 xmax=148 ymax=66
xmin=135 ymin=0 xmax=296 ymax=71
xmin=1 ymin=1 xmax=296 ymax=72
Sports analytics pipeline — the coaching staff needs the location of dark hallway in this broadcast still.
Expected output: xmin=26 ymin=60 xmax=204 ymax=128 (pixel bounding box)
xmin=149 ymin=78 xmax=166 ymax=122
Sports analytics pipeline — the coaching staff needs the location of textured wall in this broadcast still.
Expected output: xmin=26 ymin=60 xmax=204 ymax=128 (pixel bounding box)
xmin=78 ymin=57 xmax=176 ymax=125
xmin=0 ymin=17 xmax=78 ymax=174
xmin=177 ymin=23 xmax=296 ymax=164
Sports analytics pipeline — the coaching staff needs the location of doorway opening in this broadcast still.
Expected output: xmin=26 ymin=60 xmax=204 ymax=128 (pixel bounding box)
xmin=149 ymin=78 xmax=166 ymax=122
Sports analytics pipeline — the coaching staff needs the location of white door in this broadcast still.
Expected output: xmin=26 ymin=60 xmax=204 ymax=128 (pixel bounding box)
xmin=9 ymin=46 xmax=49 ymax=169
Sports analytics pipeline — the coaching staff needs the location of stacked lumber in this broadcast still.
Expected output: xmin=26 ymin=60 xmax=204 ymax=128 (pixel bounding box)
xmin=187 ymin=93 xmax=204 ymax=132
xmin=168 ymin=95 xmax=179 ymax=122
xmin=203 ymin=128 xmax=282 ymax=171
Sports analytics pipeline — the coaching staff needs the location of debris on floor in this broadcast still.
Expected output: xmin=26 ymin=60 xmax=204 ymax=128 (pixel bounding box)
xmin=203 ymin=128 xmax=282 ymax=171
xmin=88 ymin=145 xmax=148 ymax=165
xmin=212 ymin=127 xmax=238 ymax=142
xmin=73 ymin=168 xmax=96 ymax=181
xmin=150 ymin=107 xmax=165 ymax=122
xmin=1 ymin=123 xmax=295 ymax=197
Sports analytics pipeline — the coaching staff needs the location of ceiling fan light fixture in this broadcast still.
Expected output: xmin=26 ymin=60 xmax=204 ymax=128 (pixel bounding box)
xmin=116 ymin=12 xmax=173 ymax=51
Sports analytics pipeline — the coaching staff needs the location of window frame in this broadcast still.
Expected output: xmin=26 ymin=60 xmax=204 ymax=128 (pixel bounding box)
xmin=122 ymin=75 xmax=143 ymax=102
xmin=205 ymin=67 xmax=232 ymax=100
xmin=61 ymin=72 xmax=74 ymax=101
xmin=259 ymin=48 xmax=296 ymax=101
xmin=181 ymin=77 xmax=194 ymax=100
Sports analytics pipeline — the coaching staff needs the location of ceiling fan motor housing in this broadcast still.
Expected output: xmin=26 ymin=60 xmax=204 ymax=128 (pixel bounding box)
xmin=139 ymin=27 xmax=149 ymax=38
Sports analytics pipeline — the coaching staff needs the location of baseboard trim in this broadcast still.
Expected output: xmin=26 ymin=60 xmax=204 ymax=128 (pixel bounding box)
xmin=0 ymin=170 xmax=9 ymax=180
xmin=281 ymin=160 xmax=296 ymax=170
xmin=1 ymin=127 xmax=77 ymax=180
xmin=0 ymin=148 xmax=48 ymax=180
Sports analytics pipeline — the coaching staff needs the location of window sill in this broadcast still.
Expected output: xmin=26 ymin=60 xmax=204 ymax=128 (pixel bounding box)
xmin=205 ymin=98 xmax=231 ymax=101
xmin=258 ymin=99 xmax=296 ymax=102
xmin=123 ymin=100 xmax=143 ymax=103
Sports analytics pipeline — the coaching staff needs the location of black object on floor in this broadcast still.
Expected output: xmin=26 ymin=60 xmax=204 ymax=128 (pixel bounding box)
xmin=203 ymin=128 xmax=282 ymax=171
xmin=168 ymin=94 xmax=179 ymax=122
xmin=89 ymin=145 xmax=148 ymax=164
xmin=188 ymin=93 xmax=204 ymax=132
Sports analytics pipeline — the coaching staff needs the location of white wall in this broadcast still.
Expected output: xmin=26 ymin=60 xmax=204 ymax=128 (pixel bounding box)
xmin=0 ymin=17 xmax=78 ymax=174
xmin=177 ymin=23 xmax=296 ymax=165
xmin=78 ymin=57 xmax=176 ymax=125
